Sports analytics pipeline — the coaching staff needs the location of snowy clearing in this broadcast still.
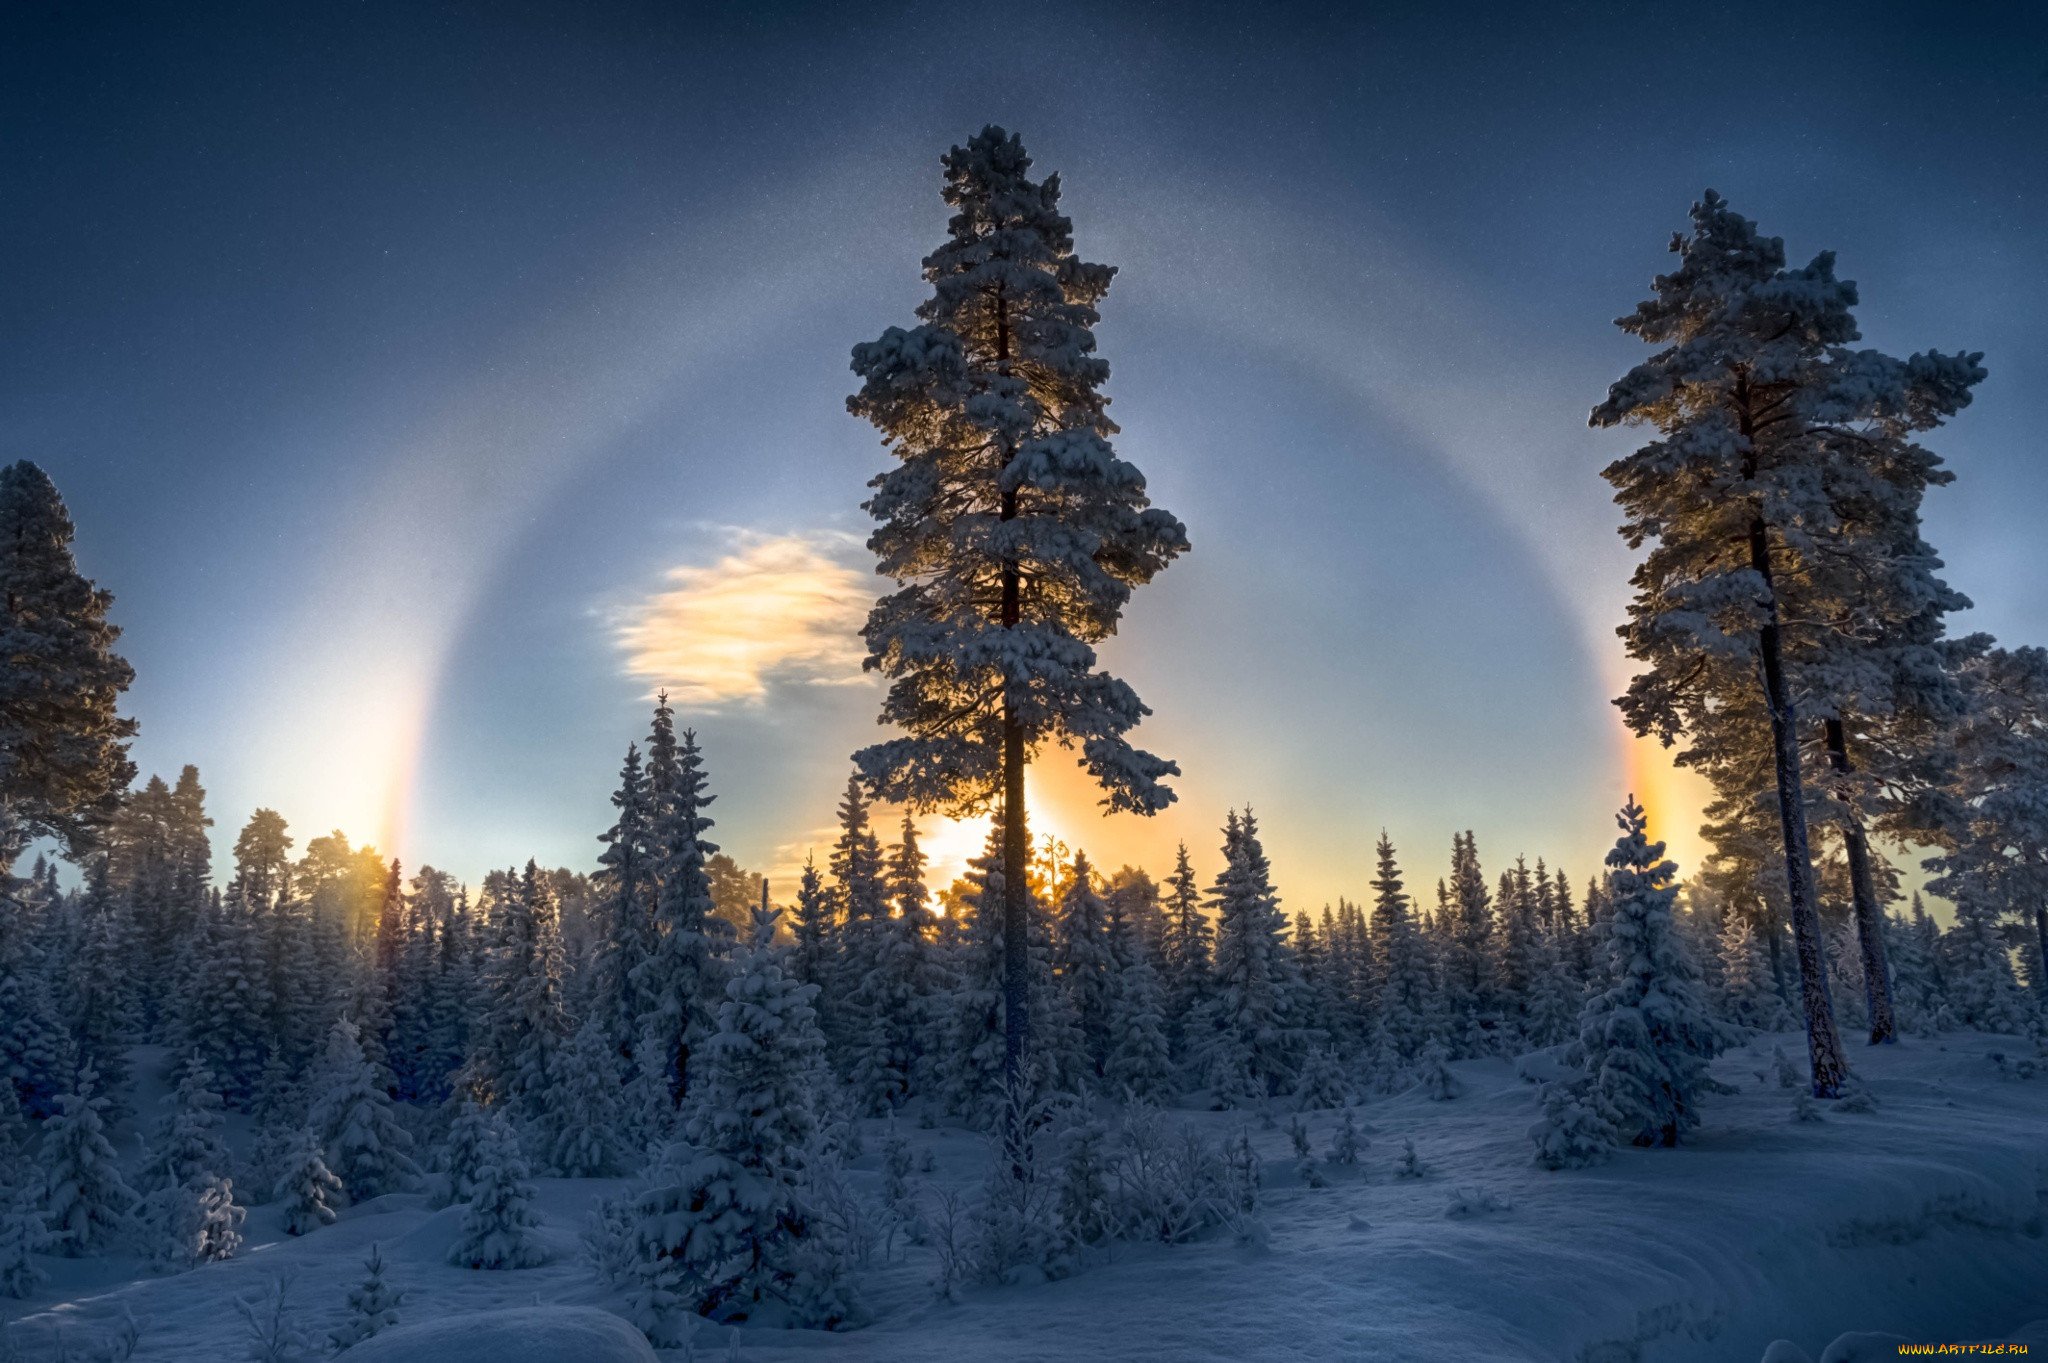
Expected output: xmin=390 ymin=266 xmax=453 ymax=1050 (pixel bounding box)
xmin=7 ymin=1030 xmax=2044 ymax=1363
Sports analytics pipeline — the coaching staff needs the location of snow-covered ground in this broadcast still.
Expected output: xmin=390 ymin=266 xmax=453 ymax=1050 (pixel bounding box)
xmin=7 ymin=1032 xmax=2045 ymax=1363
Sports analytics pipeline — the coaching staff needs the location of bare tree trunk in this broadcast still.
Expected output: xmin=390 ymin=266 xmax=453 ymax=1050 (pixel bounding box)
xmin=1823 ymin=717 xmax=1897 ymax=1043
xmin=1751 ymin=517 xmax=1850 ymax=1096
xmin=2035 ymin=906 xmax=2048 ymax=1002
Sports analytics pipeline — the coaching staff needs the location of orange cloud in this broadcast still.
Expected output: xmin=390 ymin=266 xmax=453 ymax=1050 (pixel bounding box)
xmin=618 ymin=530 xmax=875 ymax=706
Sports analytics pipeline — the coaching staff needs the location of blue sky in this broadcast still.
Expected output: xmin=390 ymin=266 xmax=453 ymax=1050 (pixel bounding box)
xmin=5 ymin=1 xmax=2044 ymax=904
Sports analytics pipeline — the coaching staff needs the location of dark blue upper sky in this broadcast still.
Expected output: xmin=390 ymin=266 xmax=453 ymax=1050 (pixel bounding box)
xmin=6 ymin=0 xmax=2044 ymax=898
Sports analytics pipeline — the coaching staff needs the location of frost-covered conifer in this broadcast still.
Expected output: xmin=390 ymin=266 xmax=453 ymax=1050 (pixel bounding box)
xmin=848 ymin=817 xmax=943 ymax=1111
xmin=308 ymin=1018 xmax=418 ymax=1203
xmin=1561 ymin=798 xmax=1723 ymax=1148
xmin=594 ymin=742 xmax=656 ymax=1066
xmin=0 ymin=1186 xmax=49 ymax=1299
xmin=1594 ymin=194 xmax=1983 ymax=1093
xmin=0 ymin=462 xmax=137 ymax=859
xmin=1371 ymin=835 xmax=1435 ymax=1071
xmin=627 ymin=901 xmax=852 ymax=1334
xmin=550 ymin=1014 xmax=623 ymax=1178
xmin=37 ymin=1063 xmax=135 ymax=1256
xmin=1716 ymin=913 xmax=1790 ymax=1032
xmin=632 ymin=726 xmax=732 ymax=1124
xmin=276 ymin=1126 xmax=343 ymax=1236
xmin=848 ymin=128 xmax=1189 ymax=1099
xmin=1326 ymin=1108 xmax=1366 ymax=1166
xmin=1052 ymin=851 xmax=1119 ymax=1079
xmin=145 ymin=1058 xmax=245 ymax=1265
xmin=1194 ymin=813 xmax=1304 ymax=1102
xmin=331 ymin=1243 xmax=404 ymax=1350
xmin=1415 ymin=1038 xmax=1461 ymax=1101
xmin=447 ymin=1107 xmax=544 ymax=1270
xmin=1157 ymin=843 xmax=1212 ymax=1053
xmin=1107 ymin=937 xmax=1175 ymax=1103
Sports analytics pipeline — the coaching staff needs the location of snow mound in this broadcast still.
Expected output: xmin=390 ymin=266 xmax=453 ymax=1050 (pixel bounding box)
xmin=341 ymin=1305 xmax=655 ymax=1363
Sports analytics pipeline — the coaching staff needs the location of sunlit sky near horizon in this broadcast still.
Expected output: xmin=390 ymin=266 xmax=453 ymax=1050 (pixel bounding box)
xmin=5 ymin=1 xmax=2045 ymax=905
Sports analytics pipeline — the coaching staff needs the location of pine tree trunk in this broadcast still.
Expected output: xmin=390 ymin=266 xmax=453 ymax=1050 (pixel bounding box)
xmin=994 ymin=282 xmax=1030 ymax=1120
xmin=1822 ymin=718 xmax=1897 ymax=1044
xmin=1750 ymin=517 xmax=1850 ymax=1096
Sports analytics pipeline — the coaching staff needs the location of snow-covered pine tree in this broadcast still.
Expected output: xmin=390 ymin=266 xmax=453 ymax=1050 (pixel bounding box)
xmin=307 ymin=1017 xmax=418 ymax=1203
xmin=447 ymin=1106 xmax=545 ymax=1270
xmin=789 ymin=855 xmax=836 ymax=1009
xmin=331 ymin=1243 xmax=404 ymax=1349
xmin=37 ymin=1062 xmax=135 ymax=1256
xmin=848 ymin=127 xmax=1189 ymax=1102
xmin=276 ymin=1126 xmax=343 ymax=1235
xmin=1565 ymin=797 xmax=1723 ymax=1149
xmin=627 ymin=899 xmax=853 ymax=1335
xmin=632 ymin=725 xmax=733 ymax=1126
xmin=0 ymin=462 xmax=137 ymax=864
xmin=1594 ymin=193 xmax=1983 ymax=1093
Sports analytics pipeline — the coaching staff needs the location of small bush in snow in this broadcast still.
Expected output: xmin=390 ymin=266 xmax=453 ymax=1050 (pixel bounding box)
xmin=1415 ymin=1039 xmax=1461 ymax=1101
xmin=1530 ymin=1082 xmax=1613 ymax=1172
xmin=236 ymin=1271 xmax=313 ymax=1363
xmin=1773 ymin=1045 xmax=1801 ymax=1090
xmin=1325 ymin=1109 xmax=1368 ymax=1167
xmin=1444 ymin=1187 xmax=1508 ymax=1218
xmin=1395 ymin=1137 xmax=1430 ymax=1180
xmin=1287 ymin=1116 xmax=1325 ymax=1188
xmin=330 ymin=1243 xmax=404 ymax=1350
xmin=1790 ymin=1089 xmax=1824 ymax=1123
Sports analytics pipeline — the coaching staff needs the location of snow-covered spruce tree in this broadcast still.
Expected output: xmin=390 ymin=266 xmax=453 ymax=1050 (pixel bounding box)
xmin=331 ymin=1243 xmax=404 ymax=1350
xmin=1441 ymin=832 xmax=1500 ymax=1056
xmin=848 ymin=127 xmax=1189 ymax=1102
xmin=1157 ymin=842 xmax=1213 ymax=1059
xmin=276 ymin=1126 xmax=343 ymax=1235
xmin=144 ymin=1057 xmax=245 ymax=1266
xmin=490 ymin=860 xmax=573 ymax=1134
xmin=1557 ymin=797 xmax=1723 ymax=1151
xmin=63 ymin=856 xmax=134 ymax=1107
xmin=1107 ymin=931 xmax=1176 ymax=1102
xmin=550 ymin=1013 xmax=624 ymax=1178
xmin=1371 ymin=835 xmax=1435 ymax=1073
xmin=447 ymin=1106 xmax=545 ymax=1270
xmin=1594 ymin=195 xmax=1983 ymax=1091
xmin=627 ymin=901 xmax=854 ymax=1335
xmin=1927 ymin=644 xmax=2048 ymax=1029
xmin=0 ymin=462 xmax=137 ymax=864
xmin=0 ymin=1184 xmax=48 ymax=1299
xmin=847 ymin=816 xmax=943 ymax=1112
xmin=308 ymin=1017 xmax=418 ymax=1203
xmin=594 ymin=742 xmax=656 ymax=1073
xmin=632 ymin=726 xmax=733 ymax=1127
xmin=1716 ymin=912 xmax=1791 ymax=1032
xmin=827 ymin=774 xmax=887 ymax=1076
xmin=1194 ymin=811 xmax=1306 ymax=1103
xmin=1052 ymin=850 xmax=1119 ymax=1080
xmin=789 ymin=855 xmax=836 ymax=1006
xmin=38 ymin=1063 xmax=135 ymax=1256
xmin=935 ymin=829 xmax=1012 ymax=1126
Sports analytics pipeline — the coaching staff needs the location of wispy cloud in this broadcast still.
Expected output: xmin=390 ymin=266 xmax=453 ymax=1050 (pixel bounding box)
xmin=617 ymin=529 xmax=875 ymax=706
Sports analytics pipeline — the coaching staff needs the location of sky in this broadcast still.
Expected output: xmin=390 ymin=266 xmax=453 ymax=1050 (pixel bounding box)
xmin=4 ymin=0 xmax=2045 ymax=907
